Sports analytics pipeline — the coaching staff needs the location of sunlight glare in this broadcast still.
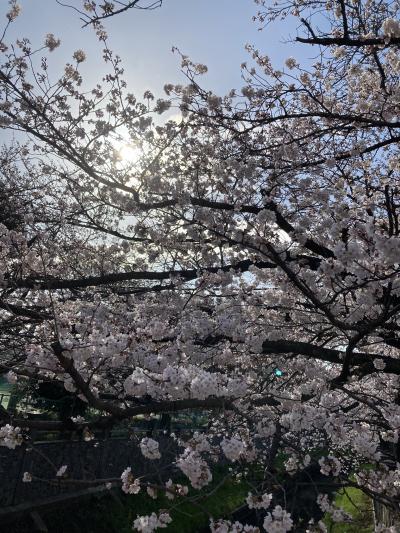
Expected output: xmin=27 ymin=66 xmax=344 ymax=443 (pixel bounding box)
xmin=118 ymin=144 xmax=142 ymax=165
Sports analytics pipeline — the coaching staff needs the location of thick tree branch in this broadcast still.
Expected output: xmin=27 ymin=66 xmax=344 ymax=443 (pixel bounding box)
xmin=296 ymin=35 xmax=400 ymax=47
xmin=262 ymin=339 xmax=400 ymax=375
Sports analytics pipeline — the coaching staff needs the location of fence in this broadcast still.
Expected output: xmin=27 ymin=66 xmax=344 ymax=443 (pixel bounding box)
xmin=373 ymin=500 xmax=400 ymax=529
xmin=0 ymin=433 xmax=178 ymax=509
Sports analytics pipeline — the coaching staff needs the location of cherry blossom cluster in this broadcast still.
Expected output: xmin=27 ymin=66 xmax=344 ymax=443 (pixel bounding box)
xmin=133 ymin=512 xmax=172 ymax=533
xmin=262 ymin=506 xmax=293 ymax=533
xmin=140 ymin=438 xmax=161 ymax=460
xmin=245 ymin=492 xmax=272 ymax=510
xmin=209 ymin=519 xmax=260 ymax=533
xmin=164 ymin=479 xmax=188 ymax=500
xmin=176 ymin=449 xmax=212 ymax=490
xmin=121 ymin=467 xmax=141 ymax=495
xmin=0 ymin=425 xmax=22 ymax=449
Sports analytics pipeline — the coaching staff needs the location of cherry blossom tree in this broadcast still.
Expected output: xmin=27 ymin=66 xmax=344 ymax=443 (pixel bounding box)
xmin=56 ymin=0 xmax=163 ymax=27
xmin=1 ymin=0 xmax=400 ymax=530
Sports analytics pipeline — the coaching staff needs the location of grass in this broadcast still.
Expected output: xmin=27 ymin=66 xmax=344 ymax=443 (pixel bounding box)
xmin=324 ymin=486 xmax=374 ymax=533
xmin=8 ymin=466 xmax=249 ymax=533
xmin=5 ymin=449 xmax=376 ymax=533
xmin=117 ymin=466 xmax=249 ymax=533
xmin=9 ymin=480 xmax=376 ymax=533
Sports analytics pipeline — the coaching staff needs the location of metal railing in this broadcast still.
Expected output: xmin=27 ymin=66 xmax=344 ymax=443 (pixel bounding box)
xmin=0 ymin=431 xmax=178 ymax=509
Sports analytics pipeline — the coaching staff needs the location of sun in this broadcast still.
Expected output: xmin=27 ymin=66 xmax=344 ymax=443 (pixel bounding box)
xmin=114 ymin=141 xmax=143 ymax=187
xmin=118 ymin=144 xmax=142 ymax=165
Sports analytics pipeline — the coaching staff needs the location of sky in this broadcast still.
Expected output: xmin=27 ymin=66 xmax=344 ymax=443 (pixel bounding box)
xmin=2 ymin=0 xmax=305 ymax=100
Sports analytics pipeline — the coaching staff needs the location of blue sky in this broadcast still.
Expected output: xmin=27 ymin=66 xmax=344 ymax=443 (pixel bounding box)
xmin=4 ymin=0 xmax=304 ymax=99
